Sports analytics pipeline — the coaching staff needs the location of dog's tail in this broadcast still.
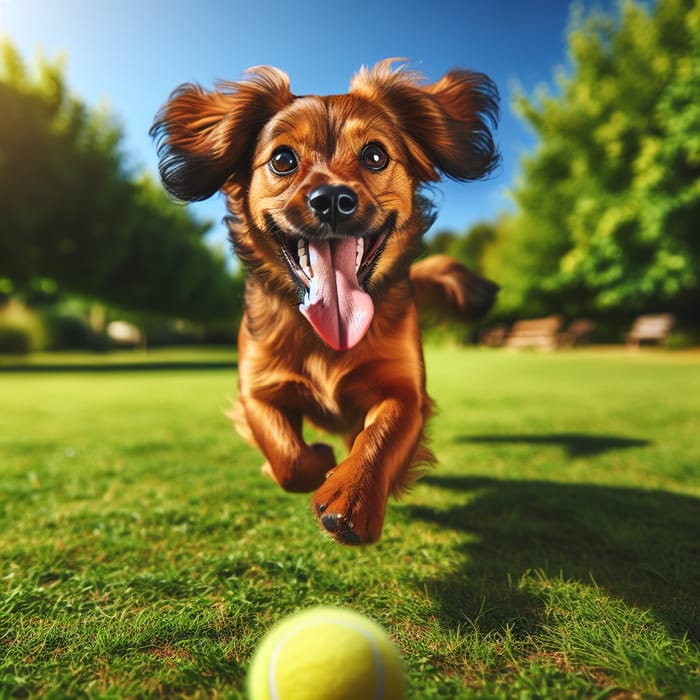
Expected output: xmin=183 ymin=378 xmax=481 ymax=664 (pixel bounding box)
xmin=410 ymin=254 xmax=499 ymax=322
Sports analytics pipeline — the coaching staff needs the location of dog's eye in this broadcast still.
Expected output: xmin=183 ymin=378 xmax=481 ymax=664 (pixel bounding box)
xmin=360 ymin=143 xmax=389 ymax=171
xmin=270 ymin=147 xmax=298 ymax=175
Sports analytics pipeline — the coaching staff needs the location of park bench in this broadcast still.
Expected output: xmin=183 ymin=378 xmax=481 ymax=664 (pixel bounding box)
xmin=505 ymin=315 xmax=563 ymax=351
xmin=626 ymin=313 xmax=674 ymax=347
xmin=107 ymin=320 xmax=144 ymax=348
xmin=478 ymin=323 xmax=508 ymax=347
xmin=559 ymin=319 xmax=596 ymax=347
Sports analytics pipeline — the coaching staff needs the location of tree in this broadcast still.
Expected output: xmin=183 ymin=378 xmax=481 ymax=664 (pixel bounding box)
xmin=0 ymin=42 xmax=239 ymax=321
xmin=424 ymin=221 xmax=498 ymax=272
xmin=505 ymin=0 xmax=700 ymax=318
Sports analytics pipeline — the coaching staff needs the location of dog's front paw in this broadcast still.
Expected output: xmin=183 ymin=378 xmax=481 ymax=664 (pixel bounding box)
xmin=262 ymin=442 xmax=336 ymax=492
xmin=309 ymin=442 xmax=336 ymax=473
xmin=311 ymin=471 xmax=386 ymax=545
xmin=316 ymin=507 xmax=362 ymax=545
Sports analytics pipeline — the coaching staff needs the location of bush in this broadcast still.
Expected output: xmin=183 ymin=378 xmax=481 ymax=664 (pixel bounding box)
xmin=0 ymin=324 xmax=32 ymax=353
xmin=43 ymin=311 xmax=109 ymax=351
xmin=0 ymin=300 xmax=46 ymax=353
xmin=665 ymin=328 xmax=700 ymax=349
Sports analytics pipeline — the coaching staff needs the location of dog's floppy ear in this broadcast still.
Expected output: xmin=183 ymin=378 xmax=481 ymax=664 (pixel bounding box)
xmin=350 ymin=59 xmax=499 ymax=183
xmin=150 ymin=67 xmax=294 ymax=201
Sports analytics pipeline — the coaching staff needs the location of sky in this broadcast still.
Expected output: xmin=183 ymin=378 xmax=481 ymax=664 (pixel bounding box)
xmin=1 ymin=0 xmax=619 ymax=249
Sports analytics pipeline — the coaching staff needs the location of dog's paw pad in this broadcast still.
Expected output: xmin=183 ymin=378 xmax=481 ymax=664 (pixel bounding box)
xmin=319 ymin=511 xmax=361 ymax=544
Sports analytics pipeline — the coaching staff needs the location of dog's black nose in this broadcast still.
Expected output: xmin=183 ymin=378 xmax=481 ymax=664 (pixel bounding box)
xmin=308 ymin=185 xmax=358 ymax=229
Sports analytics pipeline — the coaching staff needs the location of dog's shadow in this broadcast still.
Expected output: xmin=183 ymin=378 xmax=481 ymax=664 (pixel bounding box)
xmin=403 ymin=434 xmax=700 ymax=641
xmin=456 ymin=432 xmax=650 ymax=458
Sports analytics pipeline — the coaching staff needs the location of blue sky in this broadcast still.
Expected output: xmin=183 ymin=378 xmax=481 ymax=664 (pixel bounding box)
xmin=2 ymin=0 xmax=619 ymax=248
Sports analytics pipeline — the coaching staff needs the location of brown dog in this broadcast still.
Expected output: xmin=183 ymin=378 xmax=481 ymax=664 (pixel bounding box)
xmin=151 ymin=60 xmax=499 ymax=544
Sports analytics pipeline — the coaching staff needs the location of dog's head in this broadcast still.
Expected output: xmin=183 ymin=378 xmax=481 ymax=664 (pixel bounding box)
xmin=151 ymin=60 xmax=499 ymax=350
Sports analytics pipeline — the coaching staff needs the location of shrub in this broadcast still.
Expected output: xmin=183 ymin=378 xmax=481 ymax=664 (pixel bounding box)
xmin=0 ymin=300 xmax=46 ymax=353
xmin=0 ymin=324 xmax=32 ymax=353
xmin=43 ymin=311 xmax=109 ymax=351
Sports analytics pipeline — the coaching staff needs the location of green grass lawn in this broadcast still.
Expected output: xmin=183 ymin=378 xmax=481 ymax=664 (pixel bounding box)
xmin=1 ymin=347 xmax=699 ymax=698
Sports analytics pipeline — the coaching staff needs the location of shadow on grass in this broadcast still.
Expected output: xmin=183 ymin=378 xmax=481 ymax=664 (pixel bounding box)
xmin=457 ymin=433 xmax=650 ymax=457
xmin=407 ymin=474 xmax=700 ymax=641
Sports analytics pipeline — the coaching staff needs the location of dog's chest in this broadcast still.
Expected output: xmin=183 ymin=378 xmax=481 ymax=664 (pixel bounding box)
xmin=297 ymin=356 xmax=363 ymax=432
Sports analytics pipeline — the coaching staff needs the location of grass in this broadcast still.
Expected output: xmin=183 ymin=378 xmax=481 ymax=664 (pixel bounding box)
xmin=1 ymin=346 xmax=699 ymax=699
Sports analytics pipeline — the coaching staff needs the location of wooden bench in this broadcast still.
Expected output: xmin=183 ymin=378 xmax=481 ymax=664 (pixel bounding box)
xmin=505 ymin=315 xmax=563 ymax=351
xmin=626 ymin=313 xmax=675 ymax=347
xmin=559 ymin=319 xmax=596 ymax=347
xmin=478 ymin=323 xmax=508 ymax=347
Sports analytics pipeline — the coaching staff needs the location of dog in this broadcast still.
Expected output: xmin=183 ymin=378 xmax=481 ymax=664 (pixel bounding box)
xmin=151 ymin=59 xmax=499 ymax=544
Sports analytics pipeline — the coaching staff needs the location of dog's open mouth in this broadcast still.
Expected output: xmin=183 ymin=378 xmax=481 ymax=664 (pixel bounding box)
xmin=283 ymin=233 xmax=387 ymax=290
xmin=275 ymin=227 xmax=389 ymax=351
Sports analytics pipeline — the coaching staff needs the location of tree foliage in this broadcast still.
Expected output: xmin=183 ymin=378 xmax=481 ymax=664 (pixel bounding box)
xmin=500 ymin=0 xmax=700 ymax=317
xmin=0 ymin=42 xmax=240 ymax=321
xmin=424 ymin=221 xmax=498 ymax=272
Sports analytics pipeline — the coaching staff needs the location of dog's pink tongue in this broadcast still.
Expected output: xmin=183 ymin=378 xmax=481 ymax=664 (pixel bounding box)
xmin=300 ymin=238 xmax=374 ymax=351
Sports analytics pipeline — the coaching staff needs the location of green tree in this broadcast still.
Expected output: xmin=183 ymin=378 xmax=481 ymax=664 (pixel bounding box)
xmin=0 ymin=42 xmax=239 ymax=320
xmin=506 ymin=0 xmax=700 ymax=317
xmin=425 ymin=221 xmax=498 ymax=272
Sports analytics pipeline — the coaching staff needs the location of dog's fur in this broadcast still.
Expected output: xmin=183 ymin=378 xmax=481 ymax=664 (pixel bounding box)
xmin=151 ymin=60 xmax=499 ymax=544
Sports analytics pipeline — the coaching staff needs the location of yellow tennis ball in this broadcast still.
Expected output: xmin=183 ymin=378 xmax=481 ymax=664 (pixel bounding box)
xmin=247 ymin=606 xmax=407 ymax=700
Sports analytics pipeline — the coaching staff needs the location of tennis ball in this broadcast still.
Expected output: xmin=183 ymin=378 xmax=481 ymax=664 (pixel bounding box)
xmin=247 ymin=605 xmax=407 ymax=700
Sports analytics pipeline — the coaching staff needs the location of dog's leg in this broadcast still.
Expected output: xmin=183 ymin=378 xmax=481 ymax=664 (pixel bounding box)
xmin=410 ymin=254 xmax=499 ymax=321
xmin=311 ymin=389 xmax=432 ymax=544
xmin=238 ymin=395 xmax=335 ymax=492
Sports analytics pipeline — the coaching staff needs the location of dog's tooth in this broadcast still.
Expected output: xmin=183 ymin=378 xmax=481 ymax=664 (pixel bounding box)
xmin=296 ymin=238 xmax=313 ymax=278
xmin=297 ymin=239 xmax=311 ymax=276
xmin=356 ymin=237 xmax=364 ymax=270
